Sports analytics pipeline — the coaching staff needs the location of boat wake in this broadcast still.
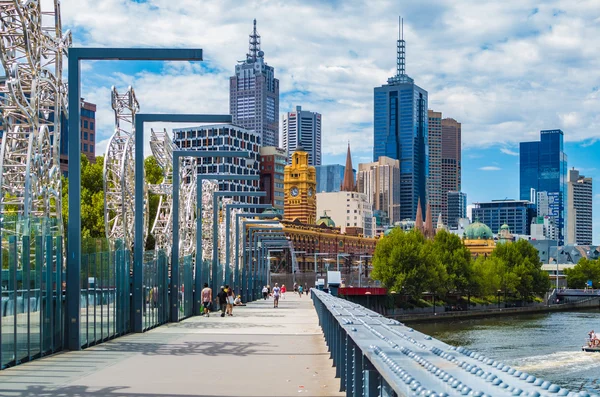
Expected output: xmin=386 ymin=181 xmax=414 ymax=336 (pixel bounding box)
xmin=514 ymin=350 xmax=600 ymax=373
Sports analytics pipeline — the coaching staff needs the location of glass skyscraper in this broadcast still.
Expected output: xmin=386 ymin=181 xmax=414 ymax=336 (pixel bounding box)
xmin=373 ymin=20 xmax=428 ymax=221
xmin=519 ymin=129 xmax=567 ymax=243
xmin=315 ymin=164 xmax=355 ymax=193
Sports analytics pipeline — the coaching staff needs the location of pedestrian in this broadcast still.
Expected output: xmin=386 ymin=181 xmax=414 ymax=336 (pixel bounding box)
xmin=217 ymin=286 xmax=228 ymax=317
xmin=298 ymin=284 xmax=303 ymax=297
xmin=304 ymin=283 xmax=308 ymax=295
xmin=262 ymin=285 xmax=269 ymax=300
xmin=281 ymin=284 xmax=287 ymax=299
xmin=293 ymin=282 xmax=298 ymax=293
xmin=226 ymin=287 xmax=235 ymax=316
xmin=201 ymin=283 xmax=212 ymax=317
xmin=272 ymin=283 xmax=281 ymax=308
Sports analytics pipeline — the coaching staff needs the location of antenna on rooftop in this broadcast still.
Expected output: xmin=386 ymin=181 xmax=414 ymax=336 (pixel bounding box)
xmin=397 ymin=16 xmax=406 ymax=76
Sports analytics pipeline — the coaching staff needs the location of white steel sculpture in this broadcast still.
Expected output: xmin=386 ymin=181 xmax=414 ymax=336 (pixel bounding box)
xmin=201 ymin=179 xmax=218 ymax=262
xmin=0 ymin=0 xmax=71 ymax=235
xmin=104 ymin=86 xmax=148 ymax=249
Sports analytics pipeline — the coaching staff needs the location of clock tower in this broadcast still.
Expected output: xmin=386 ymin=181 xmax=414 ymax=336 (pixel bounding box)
xmin=284 ymin=146 xmax=317 ymax=224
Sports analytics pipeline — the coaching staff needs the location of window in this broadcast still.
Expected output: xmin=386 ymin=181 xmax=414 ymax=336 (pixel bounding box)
xmin=90 ymin=134 xmax=94 ymax=142
xmin=91 ymin=145 xmax=94 ymax=153
xmin=83 ymin=120 xmax=88 ymax=129
xmin=84 ymin=132 xmax=88 ymax=140
xmin=83 ymin=143 xmax=88 ymax=151
xmin=90 ymin=122 xmax=94 ymax=130
xmin=347 ymin=210 xmax=350 ymax=213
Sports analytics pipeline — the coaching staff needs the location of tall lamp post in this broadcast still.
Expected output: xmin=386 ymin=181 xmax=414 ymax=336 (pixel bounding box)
xmin=358 ymin=255 xmax=372 ymax=288
xmin=313 ymin=253 xmax=331 ymax=283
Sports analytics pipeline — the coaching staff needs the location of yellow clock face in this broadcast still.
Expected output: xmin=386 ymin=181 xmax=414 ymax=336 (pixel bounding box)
xmin=290 ymin=187 xmax=299 ymax=197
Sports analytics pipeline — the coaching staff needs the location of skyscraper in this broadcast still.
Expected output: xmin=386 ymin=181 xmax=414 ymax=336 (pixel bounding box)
xmin=566 ymin=168 xmax=593 ymax=245
xmin=282 ymin=105 xmax=322 ymax=166
xmin=446 ymin=191 xmax=467 ymax=229
xmin=427 ymin=110 xmax=442 ymax=223
xmin=357 ymin=156 xmax=400 ymax=225
xmin=230 ymin=19 xmax=279 ymax=147
xmin=441 ymin=117 xmax=462 ymax=224
xmin=520 ymin=129 xmax=567 ymax=243
xmin=373 ymin=18 xmax=428 ymax=221
xmin=316 ymin=165 xmax=345 ymax=193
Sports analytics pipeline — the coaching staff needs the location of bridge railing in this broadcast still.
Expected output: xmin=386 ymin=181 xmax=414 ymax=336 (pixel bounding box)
xmin=311 ymin=289 xmax=584 ymax=397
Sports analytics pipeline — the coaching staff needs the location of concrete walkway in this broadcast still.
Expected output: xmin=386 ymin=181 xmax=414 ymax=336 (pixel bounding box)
xmin=0 ymin=293 xmax=343 ymax=397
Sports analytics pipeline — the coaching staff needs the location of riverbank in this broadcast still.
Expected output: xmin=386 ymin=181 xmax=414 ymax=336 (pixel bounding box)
xmin=392 ymin=297 xmax=600 ymax=323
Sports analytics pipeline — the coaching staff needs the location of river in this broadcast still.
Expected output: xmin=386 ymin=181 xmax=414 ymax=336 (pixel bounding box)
xmin=412 ymin=309 xmax=600 ymax=393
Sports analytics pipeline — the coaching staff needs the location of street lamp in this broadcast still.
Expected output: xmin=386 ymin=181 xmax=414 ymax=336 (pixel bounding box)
xmin=497 ymin=289 xmax=502 ymax=308
xmin=313 ymin=253 xmax=331 ymax=280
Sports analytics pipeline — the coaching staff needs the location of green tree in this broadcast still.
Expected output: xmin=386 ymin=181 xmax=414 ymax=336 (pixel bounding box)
xmin=372 ymin=229 xmax=446 ymax=300
xmin=490 ymin=240 xmax=549 ymax=299
xmin=431 ymin=230 xmax=473 ymax=296
xmin=144 ymin=156 xmax=164 ymax=250
xmin=565 ymin=258 xmax=600 ymax=288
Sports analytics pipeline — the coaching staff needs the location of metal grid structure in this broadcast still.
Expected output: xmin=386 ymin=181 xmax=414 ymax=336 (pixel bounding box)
xmin=104 ymin=86 xmax=148 ymax=250
xmin=0 ymin=0 xmax=70 ymax=236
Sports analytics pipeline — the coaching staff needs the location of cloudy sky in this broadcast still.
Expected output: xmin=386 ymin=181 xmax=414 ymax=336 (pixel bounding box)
xmin=61 ymin=0 xmax=600 ymax=243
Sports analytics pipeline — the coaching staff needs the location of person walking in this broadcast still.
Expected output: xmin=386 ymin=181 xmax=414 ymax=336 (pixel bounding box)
xmin=262 ymin=285 xmax=268 ymax=300
xmin=281 ymin=284 xmax=287 ymax=299
xmin=226 ymin=287 xmax=235 ymax=316
xmin=272 ymin=283 xmax=281 ymax=308
xmin=201 ymin=283 xmax=212 ymax=317
xmin=304 ymin=283 xmax=308 ymax=295
xmin=217 ymin=286 xmax=228 ymax=317
xmin=298 ymin=284 xmax=303 ymax=298
xmin=293 ymin=282 xmax=298 ymax=293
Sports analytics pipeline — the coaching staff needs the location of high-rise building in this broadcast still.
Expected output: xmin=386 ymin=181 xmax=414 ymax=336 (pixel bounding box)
xmin=427 ymin=110 xmax=442 ymax=223
xmin=173 ymin=124 xmax=260 ymax=205
xmin=471 ymin=199 xmax=537 ymax=236
xmin=316 ymin=165 xmax=344 ymax=193
xmin=566 ymin=168 xmax=593 ymax=245
xmin=357 ymin=156 xmax=400 ymax=225
xmin=283 ymin=146 xmax=316 ymax=224
xmin=373 ymin=19 xmax=428 ymax=221
xmin=229 ymin=19 xmax=279 ymax=147
xmin=282 ymin=105 xmax=321 ymax=166
xmin=441 ymin=118 xmax=461 ymax=224
xmin=446 ymin=191 xmax=467 ymax=229
xmin=520 ymin=129 xmax=567 ymax=243
xmin=259 ymin=146 xmax=286 ymax=213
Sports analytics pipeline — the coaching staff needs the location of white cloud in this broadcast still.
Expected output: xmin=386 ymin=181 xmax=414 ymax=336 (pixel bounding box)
xmin=500 ymin=148 xmax=519 ymax=156
xmin=479 ymin=166 xmax=502 ymax=171
xmin=56 ymin=0 xmax=600 ymax=161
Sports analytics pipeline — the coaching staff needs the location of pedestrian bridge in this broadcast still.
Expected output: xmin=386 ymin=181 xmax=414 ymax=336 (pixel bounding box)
xmin=0 ymin=290 xmax=593 ymax=397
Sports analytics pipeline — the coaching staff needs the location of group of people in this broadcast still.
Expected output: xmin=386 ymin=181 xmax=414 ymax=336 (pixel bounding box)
xmin=293 ymin=282 xmax=309 ymax=298
xmin=588 ymin=330 xmax=600 ymax=347
xmin=200 ymin=283 xmax=244 ymax=318
xmin=262 ymin=284 xmax=285 ymax=308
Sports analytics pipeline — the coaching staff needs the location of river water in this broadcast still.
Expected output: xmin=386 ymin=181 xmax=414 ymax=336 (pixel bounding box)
xmin=412 ymin=309 xmax=600 ymax=393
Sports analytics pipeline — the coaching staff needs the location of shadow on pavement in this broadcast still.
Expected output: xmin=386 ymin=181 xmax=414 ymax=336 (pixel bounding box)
xmin=92 ymin=340 xmax=266 ymax=357
xmin=0 ymin=385 xmax=266 ymax=397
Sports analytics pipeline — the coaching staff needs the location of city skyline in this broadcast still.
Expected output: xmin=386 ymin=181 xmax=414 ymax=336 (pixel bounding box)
xmin=64 ymin=0 xmax=600 ymax=243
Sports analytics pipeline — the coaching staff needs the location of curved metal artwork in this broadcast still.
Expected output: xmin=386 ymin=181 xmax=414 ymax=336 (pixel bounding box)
xmin=201 ymin=179 xmax=218 ymax=261
xmin=103 ymin=86 xmax=148 ymax=250
xmin=0 ymin=0 xmax=71 ymax=237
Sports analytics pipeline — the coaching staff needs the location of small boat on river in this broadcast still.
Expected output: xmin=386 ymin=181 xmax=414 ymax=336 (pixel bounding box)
xmin=582 ymin=338 xmax=600 ymax=352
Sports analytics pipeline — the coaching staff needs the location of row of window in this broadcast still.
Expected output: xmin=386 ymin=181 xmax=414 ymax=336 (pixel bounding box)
xmin=82 ymin=143 xmax=94 ymax=152
xmin=83 ymin=132 xmax=95 ymax=141
xmin=82 ymin=120 xmax=95 ymax=130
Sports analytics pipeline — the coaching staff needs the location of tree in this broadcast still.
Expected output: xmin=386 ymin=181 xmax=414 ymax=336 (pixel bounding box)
xmin=431 ymin=230 xmax=473 ymax=296
xmin=144 ymin=156 xmax=164 ymax=250
xmin=372 ymin=229 xmax=446 ymax=300
xmin=565 ymin=258 xmax=600 ymax=288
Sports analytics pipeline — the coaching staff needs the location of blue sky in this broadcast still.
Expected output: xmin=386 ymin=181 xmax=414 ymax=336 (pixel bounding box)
xmin=60 ymin=0 xmax=600 ymax=243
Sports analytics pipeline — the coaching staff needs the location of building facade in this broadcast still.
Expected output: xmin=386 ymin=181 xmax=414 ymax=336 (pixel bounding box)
xmin=566 ymin=168 xmax=593 ymax=245
xmin=427 ymin=110 xmax=443 ymax=222
xmin=173 ymin=124 xmax=260 ymax=204
xmin=259 ymin=146 xmax=286 ymax=213
xmin=446 ymin=191 xmax=467 ymax=229
xmin=229 ymin=19 xmax=279 ymax=147
xmin=357 ymin=156 xmax=400 ymax=225
xmin=520 ymin=129 xmax=567 ymax=243
xmin=441 ymin=118 xmax=461 ymax=224
xmin=282 ymin=105 xmax=322 ymax=166
xmin=373 ymin=21 xmax=428 ymax=221
xmin=471 ymin=199 xmax=536 ymax=236
xmin=283 ymin=147 xmax=317 ymax=224
xmin=316 ymin=164 xmax=345 ymax=193
xmin=316 ymin=191 xmax=374 ymax=238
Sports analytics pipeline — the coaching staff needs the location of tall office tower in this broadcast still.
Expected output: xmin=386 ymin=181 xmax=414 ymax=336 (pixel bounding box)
xmin=373 ymin=18 xmax=428 ymax=221
xmin=316 ymin=164 xmax=345 ymax=193
xmin=566 ymin=168 xmax=593 ymax=245
xmin=446 ymin=191 xmax=467 ymax=229
xmin=282 ymin=105 xmax=322 ymax=166
xmin=520 ymin=129 xmax=567 ymax=244
xmin=441 ymin=118 xmax=461 ymax=224
xmin=357 ymin=156 xmax=401 ymax=225
xmin=230 ymin=19 xmax=279 ymax=147
xmin=173 ymin=125 xmax=261 ymax=205
xmin=259 ymin=146 xmax=286 ymax=213
xmin=427 ymin=110 xmax=442 ymax=222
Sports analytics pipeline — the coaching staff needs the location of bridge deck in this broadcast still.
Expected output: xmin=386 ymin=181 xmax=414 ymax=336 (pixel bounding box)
xmin=0 ymin=293 xmax=342 ymax=397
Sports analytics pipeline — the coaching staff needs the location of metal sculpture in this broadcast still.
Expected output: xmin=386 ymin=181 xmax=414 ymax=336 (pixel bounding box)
xmin=0 ymin=0 xmax=71 ymax=236
xmin=104 ymin=86 xmax=148 ymax=250
xmin=201 ymin=179 xmax=218 ymax=261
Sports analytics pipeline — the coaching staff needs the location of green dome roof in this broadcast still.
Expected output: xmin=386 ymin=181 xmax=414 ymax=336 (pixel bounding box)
xmin=464 ymin=221 xmax=493 ymax=240
xmin=316 ymin=214 xmax=335 ymax=228
xmin=500 ymin=223 xmax=510 ymax=231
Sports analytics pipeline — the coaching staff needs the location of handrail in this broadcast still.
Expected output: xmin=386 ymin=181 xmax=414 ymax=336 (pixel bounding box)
xmin=311 ymin=289 xmax=581 ymax=397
